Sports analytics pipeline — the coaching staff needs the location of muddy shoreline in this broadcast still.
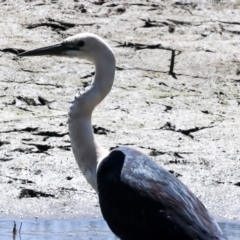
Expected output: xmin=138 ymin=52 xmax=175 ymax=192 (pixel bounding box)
xmin=0 ymin=1 xmax=239 ymax=220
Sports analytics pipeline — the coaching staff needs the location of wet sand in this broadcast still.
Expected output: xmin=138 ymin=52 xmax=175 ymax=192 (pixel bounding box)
xmin=0 ymin=1 xmax=239 ymax=220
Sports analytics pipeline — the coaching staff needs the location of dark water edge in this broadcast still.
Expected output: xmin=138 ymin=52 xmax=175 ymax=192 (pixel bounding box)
xmin=0 ymin=218 xmax=239 ymax=240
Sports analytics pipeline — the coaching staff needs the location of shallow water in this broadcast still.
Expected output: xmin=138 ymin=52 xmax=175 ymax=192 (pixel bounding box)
xmin=0 ymin=218 xmax=239 ymax=240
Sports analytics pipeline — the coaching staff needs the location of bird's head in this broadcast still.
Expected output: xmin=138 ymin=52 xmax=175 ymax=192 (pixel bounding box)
xmin=18 ymin=33 xmax=115 ymax=64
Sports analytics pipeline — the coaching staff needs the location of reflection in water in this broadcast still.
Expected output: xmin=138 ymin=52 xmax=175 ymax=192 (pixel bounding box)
xmin=0 ymin=218 xmax=239 ymax=240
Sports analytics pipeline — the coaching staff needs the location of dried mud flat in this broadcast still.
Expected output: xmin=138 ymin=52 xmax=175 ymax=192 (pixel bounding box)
xmin=0 ymin=0 xmax=239 ymax=220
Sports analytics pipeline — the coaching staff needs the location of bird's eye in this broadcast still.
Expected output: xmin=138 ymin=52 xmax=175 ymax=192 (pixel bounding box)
xmin=77 ymin=41 xmax=85 ymax=48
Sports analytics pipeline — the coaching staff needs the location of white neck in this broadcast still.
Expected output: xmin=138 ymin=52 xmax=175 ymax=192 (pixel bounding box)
xmin=68 ymin=47 xmax=115 ymax=192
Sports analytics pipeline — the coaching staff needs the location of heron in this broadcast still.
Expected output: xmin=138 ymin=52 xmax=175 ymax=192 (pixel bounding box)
xmin=18 ymin=33 xmax=227 ymax=240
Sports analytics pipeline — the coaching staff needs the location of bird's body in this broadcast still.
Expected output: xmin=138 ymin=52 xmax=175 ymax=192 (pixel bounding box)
xmin=98 ymin=147 xmax=225 ymax=240
xmin=19 ymin=33 xmax=227 ymax=240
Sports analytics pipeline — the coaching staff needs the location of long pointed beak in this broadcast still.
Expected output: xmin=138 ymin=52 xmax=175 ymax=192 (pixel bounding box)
xmin=18 ymin=43 xmax=78 ymax=57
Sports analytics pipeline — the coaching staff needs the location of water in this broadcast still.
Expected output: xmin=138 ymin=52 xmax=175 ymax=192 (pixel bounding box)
xmin=218 ymin=221 xmax=240 ymax=240
xmin=0 ymin=218 xmax=239 ymax=240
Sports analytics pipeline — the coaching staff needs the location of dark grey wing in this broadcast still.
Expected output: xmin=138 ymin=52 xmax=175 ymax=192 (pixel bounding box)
xmin=118 ymin=146 xmax=226 ymax=240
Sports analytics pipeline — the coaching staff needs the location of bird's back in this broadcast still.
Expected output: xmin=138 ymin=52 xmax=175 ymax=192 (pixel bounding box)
xmin=97 ymin=147 xmax=227 ymax=240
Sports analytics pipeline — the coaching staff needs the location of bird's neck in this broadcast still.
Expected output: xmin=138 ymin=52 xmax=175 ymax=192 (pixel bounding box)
xmin=68 ymin=52 xmax=115 ymax=192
